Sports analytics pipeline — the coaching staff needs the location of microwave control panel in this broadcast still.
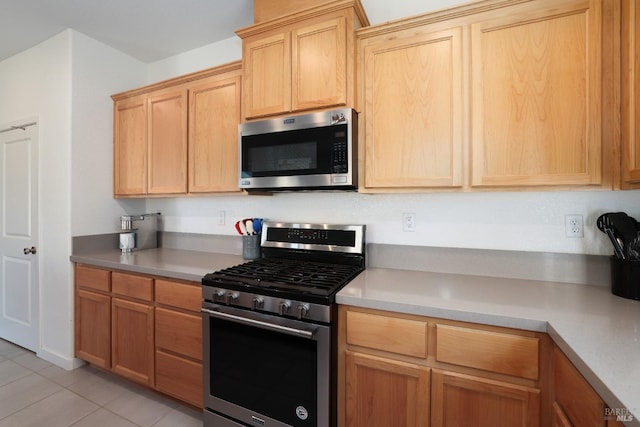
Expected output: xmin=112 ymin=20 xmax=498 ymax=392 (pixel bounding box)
xmin=331 ymin=135 xmax=348 ymax=174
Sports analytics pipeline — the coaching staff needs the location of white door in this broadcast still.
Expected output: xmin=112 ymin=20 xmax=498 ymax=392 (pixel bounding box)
xmin=0 ymin=122 xmax=38 ymax=352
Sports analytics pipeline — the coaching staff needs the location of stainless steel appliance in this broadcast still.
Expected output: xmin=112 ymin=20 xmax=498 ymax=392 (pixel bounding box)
xmin=238 ymin=108 xmax=358 ymax=192
xmin=201 ymin=222 xmax=366 ymax=427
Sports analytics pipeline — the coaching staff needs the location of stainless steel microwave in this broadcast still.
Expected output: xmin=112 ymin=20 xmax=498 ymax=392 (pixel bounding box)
xmin=239 ymin=108 xmax=358 ymax=191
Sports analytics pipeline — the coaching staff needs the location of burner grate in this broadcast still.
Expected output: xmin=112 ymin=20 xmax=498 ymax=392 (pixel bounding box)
xmin=213 ymin=258 xmax=363 ymax=295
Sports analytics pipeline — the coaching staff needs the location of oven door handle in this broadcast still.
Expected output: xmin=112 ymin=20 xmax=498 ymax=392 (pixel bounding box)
xmin=201 ymin=308 xmax=316 ymax=339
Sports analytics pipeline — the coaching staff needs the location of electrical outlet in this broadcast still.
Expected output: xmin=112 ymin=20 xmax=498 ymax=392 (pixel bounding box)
xmin=403 ymin=213 xmax=416 ymax=232
xmin=217 ymin=210 xmax=226 ymax=226
xmin=565 ymin=214 xmax=583 ymax=238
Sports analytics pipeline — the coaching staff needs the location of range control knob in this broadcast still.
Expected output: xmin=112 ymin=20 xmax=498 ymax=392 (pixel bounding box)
xmin=214 ymin=289 xmax=226 ymax=301
xmin=252 ymin=296 xmax=264 ymax=310
xmin=279 ymin=300 xmax=291 ymax=316
xmin=225 ymin=292 xmax=239 ymax=305
xmin=297 ymin=304 xmax=309 ymax=319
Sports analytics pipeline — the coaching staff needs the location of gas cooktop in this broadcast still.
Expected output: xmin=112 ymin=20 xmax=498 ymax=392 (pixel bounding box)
xmin=203 ymin=257 xmax=363 ymax=303
xmin=202 ymin=222 xmax=366 ymax=306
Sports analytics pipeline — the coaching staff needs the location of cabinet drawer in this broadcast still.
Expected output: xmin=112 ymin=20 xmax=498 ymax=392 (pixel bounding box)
xmin=435 ymin=324 xmax=539 ymax=380
xmin=112 ymin=272 xmax=153 ymax=301
xmin=346 ymin=311 xmax=428 ymax=358
xmin=155 ymin=279 xmax=201 ymax=312
xmin=156 ymin=350 xmax=203 ymax=408
xmin=75 ymin=265 xmax=111 ymax=292
xmin=155 ymin=307 xmax=202 ymax=361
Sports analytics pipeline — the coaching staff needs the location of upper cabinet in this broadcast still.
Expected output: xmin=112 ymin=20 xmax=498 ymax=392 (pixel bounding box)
xmin=188 ymin=75 xmax=242 ymax=193
xmin=621 ymin=0 xmax=640 ymax=187
xmin=112 ymin=62 xmax=243 ymax=197
xmin=357 ymin=0 xmax=611 ymax=192
xmin=113 ymin=96 xmax=147 ymax=196
xmin=147 ymin=88 xmax=188 ymax=194
xmin=359 ymin=26 xmax=464 ymax=190
xmin=471 ymin=0 xmax=602 ymax=188
xmin=236 ymin=0 xmax=368 ymax=120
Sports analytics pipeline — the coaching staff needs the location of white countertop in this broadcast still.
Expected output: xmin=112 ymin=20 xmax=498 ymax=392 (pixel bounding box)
xmin=337 ymin=267 xmax=640 ymax=426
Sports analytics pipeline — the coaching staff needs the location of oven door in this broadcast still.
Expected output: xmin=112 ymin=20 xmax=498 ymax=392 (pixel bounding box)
xmin=202 ymin=303 xmax=330 ymax=427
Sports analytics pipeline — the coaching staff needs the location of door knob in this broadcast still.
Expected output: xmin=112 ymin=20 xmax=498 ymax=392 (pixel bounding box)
xmin=23 ymin=246 xmax=36 ymax=255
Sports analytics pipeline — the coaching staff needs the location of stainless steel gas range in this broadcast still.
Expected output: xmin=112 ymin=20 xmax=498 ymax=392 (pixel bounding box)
xmin=201 ymin=222 xmax=365 ymax=427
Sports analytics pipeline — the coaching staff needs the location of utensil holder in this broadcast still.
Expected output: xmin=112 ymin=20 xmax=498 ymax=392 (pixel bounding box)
xmin=610 ymin=256 xmax=640 ymax=300
xmin=242 ymin=235 xmax=261 ymax=260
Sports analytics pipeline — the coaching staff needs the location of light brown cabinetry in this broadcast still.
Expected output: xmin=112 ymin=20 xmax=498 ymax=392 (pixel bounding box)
xmin=74 ymin=265 xmax=203 ymax=408
xmin=112 ymin=62 xmax=242 ymax=197
xmin=111 ymin=272 xmax=155 ymax=386
xmin=75 ymin=265 xmax=111 ymax=368
xmin=621 ymin=0 xmax=640 ymax=187
xmin=147 ymin=89 xmax=188 ymax=194
xmin=346 ymin=351 xmax=430 ymax=426
xmin=154 ymin=279 xmax=203 ymax=407
xmin=358 ymin=26 xmax=463 ymax=190
xmin=431 ymin=370 xmax=539 ymax=427
xmin=552 ymin=346 xmax=628 ymax=427
xmin=113 ymin=96 xmax=147 ymax=195
xmin=471 ymin=0 xmax=602 ymax=187
xmin=188 ymin=75 xmax=242 ymax=193
xmin=340 ymin=306 xmax=545 ymax=427
xmin=357 ymin=0 xmax=608 ymax=192
xmin=237 ymin=0 xmax=367 ymax=120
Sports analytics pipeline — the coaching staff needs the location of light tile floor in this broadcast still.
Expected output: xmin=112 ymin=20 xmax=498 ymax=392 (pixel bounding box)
xmin=0 ymin=339 xmax=203 ymax=427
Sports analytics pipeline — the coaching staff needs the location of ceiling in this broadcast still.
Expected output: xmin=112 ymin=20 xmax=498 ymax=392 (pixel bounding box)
xmin=0 ymin=0 xmax=254 ymax=63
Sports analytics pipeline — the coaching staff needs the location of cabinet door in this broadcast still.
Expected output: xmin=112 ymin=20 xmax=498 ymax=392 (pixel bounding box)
xmin=553 ymin=347 xmax=605 ymax=427
xmin=346 ymin=350 xmax=430 ymax=427
xmin=148 ymin=89 xmax=188 ymax=194
xmin=431 ymin=370 xmax=540 ymax=427
xmin=362 ymin=27 xmax=463 ymax=189
xmin=243 ymin=32 xmax=291 ymax=119
xmin=75 ymin=290 xmax=111 ymax=368
xmin=112 ymin=298 xmax=154 ymax=386
xmin=471 ymin=0 xmax=602 ymax=187
xmin=622 ymin=0 xmax=640 ymax=184
xmin=552 ymin=402 xmax=572 ymax=427
xmin=292 ymin=17 xmax=347 ymax=111
xmin=113 ymin=96 xmax=147 ymax=196
xmin=189 ymin=76 xmax=242 ymax=193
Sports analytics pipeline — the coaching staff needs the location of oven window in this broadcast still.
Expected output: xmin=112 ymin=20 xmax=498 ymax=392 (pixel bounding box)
xmin=210 ymin=317 xmax=318 ymax=427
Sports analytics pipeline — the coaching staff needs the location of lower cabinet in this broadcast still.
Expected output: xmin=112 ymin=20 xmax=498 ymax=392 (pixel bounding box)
xmin=552 ymin=347 xmax=626 ymax=427
xmin=111 ymin=297 xmax=155 ymax=386
xmin=341 ymin=305 xmax=627 ymax=427
xmin=74 ymin=264 xmax=203 ymax=408
xmin=75 ymin=289 xmax=111 ymax=368
xmin=346 ymin=351 xmax=430 ymax=426
xmin=340 ymin=305 xmax=546 ymax=427
xmin=154 ymin=278 xmax=203 ymax=407
xmin=431 ymin=370 xmax=539 ymax=427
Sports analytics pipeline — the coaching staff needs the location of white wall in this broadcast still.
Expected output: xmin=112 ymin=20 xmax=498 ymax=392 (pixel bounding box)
xmin=143 ymin=0 xmax=640 ymax=257
xmin=0 ymin=31 xmax=74 ymax=366
xmin=70 ymin=31 xmax=147 ymax=237
xmin=0 ymin=29 xmax=150 ymax=368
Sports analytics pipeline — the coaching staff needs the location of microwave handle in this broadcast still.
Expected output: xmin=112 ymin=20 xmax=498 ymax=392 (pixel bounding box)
xmin=201 ymin=307 xmax=316 ymax=339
